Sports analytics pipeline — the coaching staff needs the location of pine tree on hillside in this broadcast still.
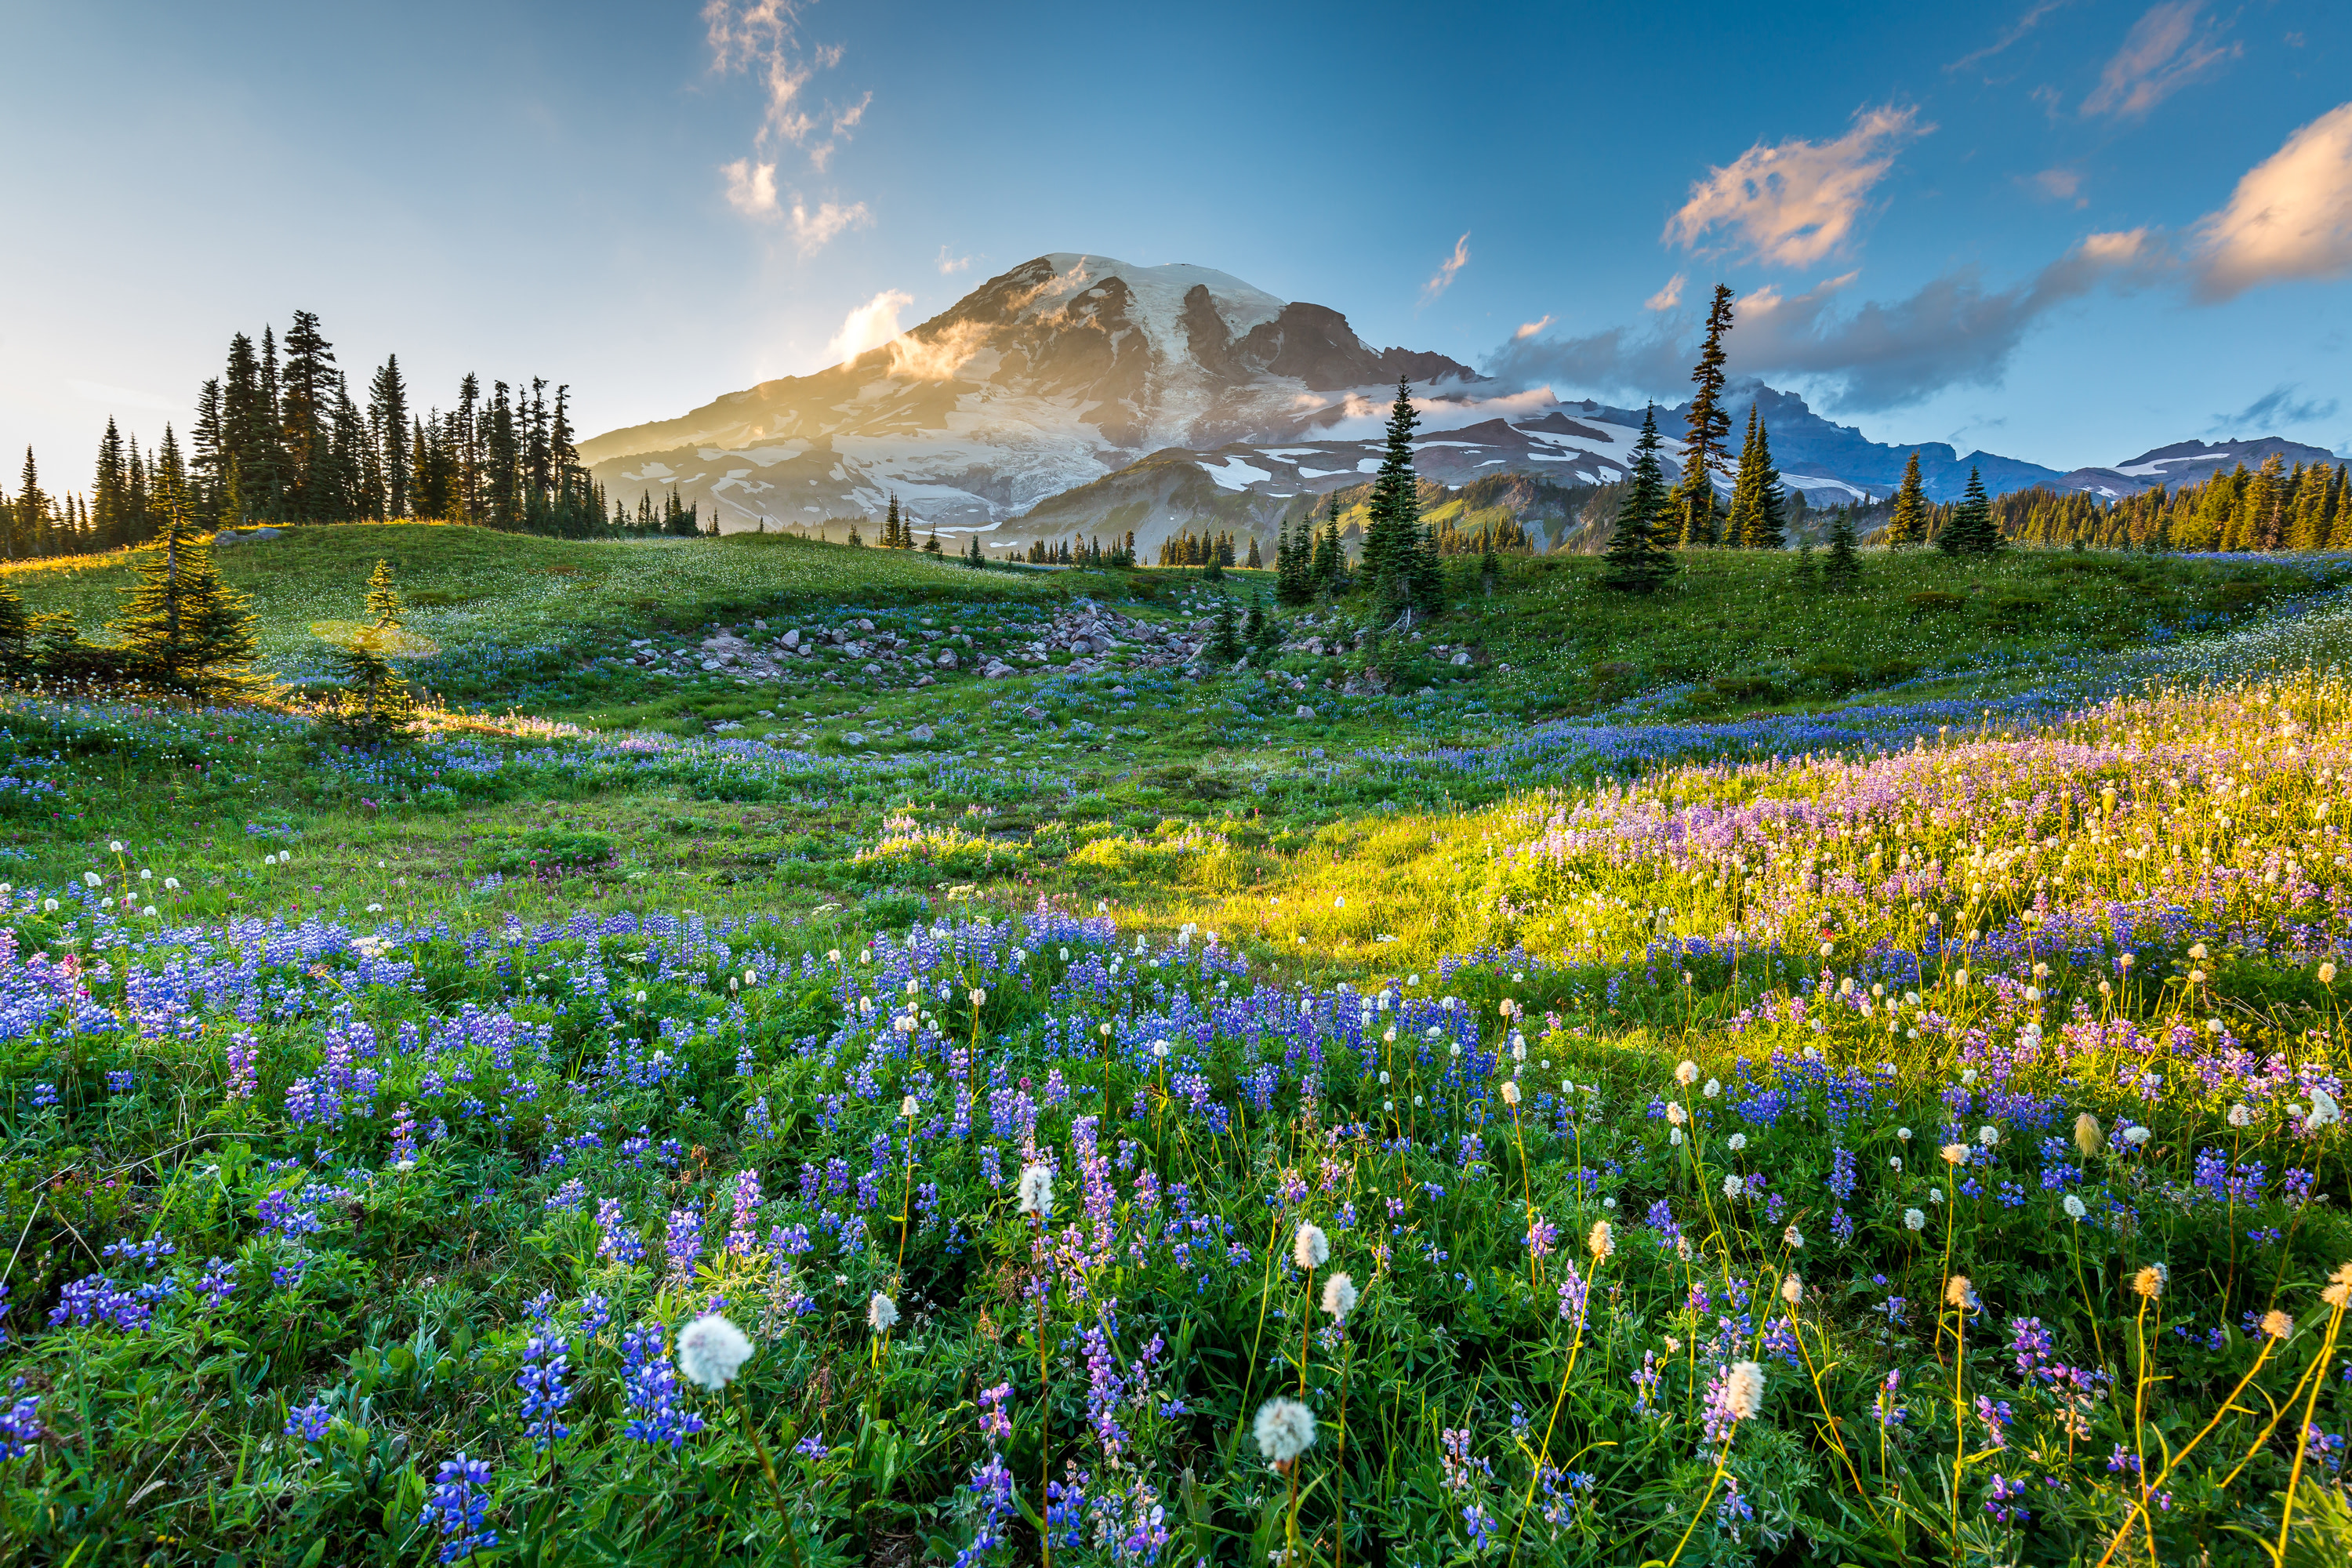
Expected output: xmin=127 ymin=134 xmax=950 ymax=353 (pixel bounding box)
xmin=1742 ymin=416 xmax=1785 ymax=550
xmin=1937 ymin=467 xmax=2001 ymax=557
xmin=1363 ymin=379 xmax=1428 ymax=619
xmin=369 ymin=355 xmax=412 ymax=519
xmin=1824 ymin=505 xmax=1862 ymax=591
xmin=924 ymin=524 xmax=942 ymax=555
xmin=0 ymin=573 xmax=29 ymax=679
xmin=325 ymin=559 xmax=418 ymax=743
xmin=884 ymin=493 xmax=902 ymax=549
xmin=279 ymin=310 xmax=337 ymax=521
xmin=1671 ymin=284 xmax=1736 ymax=549
xmin=113 ymin=428 xmax=259 ymax=696
xmin=1245 ymin=535 xmax=1262 ymax=570
xmin=1208 ymin=599 xmax=1242 ymax=663
xmin=1600 ymin=405 xmax=1675 ymax=593
xmin=1885 ymin=451 xmax=1929 ymax=547
xmin=12 ymin=449 xmax=43 ymax=561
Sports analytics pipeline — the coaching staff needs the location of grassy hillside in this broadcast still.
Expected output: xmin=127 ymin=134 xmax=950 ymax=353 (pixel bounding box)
xmin=4 ymin=528 xmax=2352 ymax=1565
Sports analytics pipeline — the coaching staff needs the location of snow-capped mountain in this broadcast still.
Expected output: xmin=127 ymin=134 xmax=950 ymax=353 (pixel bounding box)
xmin=580 ymin=252 xmax=2343 ymax=554
xmin=2054 ymin=437 xmax=2343 ymax=499
xmin=575 ymin=253 xmax=1477 ymax=534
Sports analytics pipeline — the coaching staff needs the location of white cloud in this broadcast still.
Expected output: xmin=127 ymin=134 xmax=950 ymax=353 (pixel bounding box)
xmin=827 ymin=289 xmax=914 ymax=364
xmin=1420 ymin=233 xmax=1470 ymax=304
xmin=1644 ymin=274 xmax=1686 ymax=312
xmin=705 ymin=2 xmax=870 ymax=222
xmin=2193 ymin=101 xmax=2352 ymax=299
xmin=2028 ymin=168 xmax=2086 ymax=206
xmin=789 ymin=198 xmax=871 ymax=253
xmin=2082 ymin=2 xmax=2238 ymax=120
xmin=1947 ymin=0 xmax=2079 ymax=74
xmin=1512 ymin=314 xmax=1553 ymax=340
xmin=936 ymin=245 xmax=974 ymax=275
xmin=1488 ymin=229 xmax=2164 ymax=411
xmin=721 ymin=158 xmax=779 ymax=216
xmin=1665 ymin=105 xmax=1929 ymax=268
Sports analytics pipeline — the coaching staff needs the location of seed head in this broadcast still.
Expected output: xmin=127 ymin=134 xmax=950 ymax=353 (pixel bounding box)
xmin=1588 ymin=1220 xmax=1615 ymax=1261
xmin=866 ymin=1292 xmax=899 ymax=1333
xmin=1721 ymin=1360 xmax=1766 ymax=1421
xmin=2133 ymin=1264 xmax=2166 ymax=1300
xmin=1940 ymin=1143 xmax=1969 ymax=1167
xmin=1320 ymin=1272 xmax=1358 ymax=1323
xmin=1253 ymin=1397 xmax=1317 ymax=1465
xmin=1292 ymin=1222 xmax=1330 ymax=1272
xmin=1675 ymin=1060 xmax=1699 ymax=1087
xmin=1016 ymin=1163 xmax=1054 ymax=1218
xmin=677 ymin=1313 xmax=754 ymax=1391
xmin=2063 ymin=1193 xmax=2088 ymax=1220
xmin=1501 ymin=1080 xmax=1521 ymax=1107
xmin=1945 ymin=1274 xmax=1976 ymax=1310
xmin=1780 ymin=1276 xmax=1803 ymax=1308
xmin=2263 ymin=1309 xmax=2294 ymax=1340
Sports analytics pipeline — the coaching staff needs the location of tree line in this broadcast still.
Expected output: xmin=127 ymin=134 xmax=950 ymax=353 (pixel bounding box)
xmin=0 ymin=309 xmax=706 ymax=556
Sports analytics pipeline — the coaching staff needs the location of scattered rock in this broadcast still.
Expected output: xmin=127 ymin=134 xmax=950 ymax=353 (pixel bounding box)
xmin=909 ymin=724 xmax=935 ymax=741
xmin=1295 ymin=705 xmax=1316 ymax=719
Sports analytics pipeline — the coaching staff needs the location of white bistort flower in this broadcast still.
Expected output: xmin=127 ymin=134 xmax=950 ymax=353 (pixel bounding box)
xmin=1017 ymin=1164 xmax=1054 ymax=1218
xmin=1721 ymin=1361 xmax=1766 ymax=1421
xmin=1254 ymin=1398 xmax=1317 ymax=1466
xmin=1292 ymin=1222 xmax=1330 ymax=1271
xmin=1588 ymin=1220 xmax=1615 ymax=1261
xmin=866 ymin=1292 xmax=899 ymax=1333
xmin=677 ymin=1313 xmax=754 ymax=1391
xmin=2063 ymin=1194 xmax=2088 ymax=1220
xmin=1675 ymin=1060 xmax=1699 ymax=1087
xmin=1320 ymin=1272 xmax=1358 ymax=1323
xmin=1904 ymin=1208 xmax=1927 ymax=1231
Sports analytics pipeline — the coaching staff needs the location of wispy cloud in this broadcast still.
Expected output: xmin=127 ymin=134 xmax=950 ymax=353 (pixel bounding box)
xmin=1487 ymin=229 xmax=2164 ymax=412
xmin=789 ymin=198 xmax=871 ymax=253
xmin=1421 ymin=233 xmax=1471 ymax=304
xmin=704 ymin=0 xmax=869 ymax=242
xmin=721 ymin=158 xmax=779 ymax=216
xmin=2082 ymin=2 xmax=2238 ymax=120
xmin=1512 ymin=315 xmax=1553 ymax=340
xmin=827 ymin=289 xmax=913 ymax=364
xmin=1947 ymin=0 xmax=2078 ymax=73
xmin=2193 ymin=101 xmax=2352 ymax=299
xmin=935 ymin=246 xmax=975 ymax=276
xmin=2209 ymin=383 xmax=2341 ymax=434
xmin=1644 ymin=274 xmax=1686 ymax=312
xmin=1664 ymin=105 xmax=1929 ymax=268
xmin=2027 ymin=167 xmax=2088 ymax=207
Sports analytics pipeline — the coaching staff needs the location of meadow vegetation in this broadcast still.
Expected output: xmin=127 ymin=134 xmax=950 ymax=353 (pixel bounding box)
xmin=0 ymin=523 xmax=2349 ymax=1565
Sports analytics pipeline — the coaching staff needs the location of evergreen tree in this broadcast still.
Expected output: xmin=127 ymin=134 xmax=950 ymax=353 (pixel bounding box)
xmin=93 ymin=421 xmax=129 ymax=551
xmin=884 ymin=494 xmax=902 ymax=548
xmin=1937 ymin=467 xmax=2002 ymax=556
xmin=1242 ymin=597 xmax=1264 ymax=648
xmin=1251 ymin=592 xmax=1282 ymax=656
xmin=1599 ymin=405 xmax=1675 ymax=593
xmin=112 ymin=428 xmax=259 ymax=695
xmin=369 ymin=355 xmax=411 ymax=518
xmin=1884 ymin=451 xmax=1929 ymax=547
xmin=324 ymin=559 xmax=418 ymax=744
xmin=1245 ymin=535 xmax=1262 ymax=570
xmin=1207 ymin=599 xmax=1243 ymax=663
xmin=1362 ymin=379 xmax=1427 ymax=617
xmin=1671 ymin=284 xmax=1736 ymax=548
xmin=1824 ymin=506 xmax=1862 ymax=591
xmin=1793 ymin=542 xmax=1817 ymax=591
xmin=1728 ymin=409 xmax=1785 ymax=550
xmin=924 ymin=524 xmax=942 ymax=555
xmin=12 ymin=449 xmax=43 ymax=561
xmin=279 ymin=310 xmax=337 ymax=520
xmin=0 ymin=572 xmax=29 ymax=679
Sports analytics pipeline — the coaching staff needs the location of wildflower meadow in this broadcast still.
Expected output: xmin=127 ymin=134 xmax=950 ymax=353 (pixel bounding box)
xmin=0 ymin=538 xmax=2349 ymax=1566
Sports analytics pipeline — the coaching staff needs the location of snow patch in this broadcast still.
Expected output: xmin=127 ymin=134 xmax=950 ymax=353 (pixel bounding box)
xmin=1203 ymin=456 xmax=1272 ymax=490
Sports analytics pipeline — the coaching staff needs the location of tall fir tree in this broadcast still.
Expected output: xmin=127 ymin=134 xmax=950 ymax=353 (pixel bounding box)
xmin=12 ymin=448 xmax=43 ymax=561
xmin=279 ymin=310 xmax=337 ymax=521
xmin=1362 ymin=379 xmax=1434 ymax=619
xmin=112 ymin=428 xmax=259 ymax=695
xmin=1884 ymin=450 xmax=1929 ymax=547
xmin=1671 ymin=284 xmax=1736 ymax=548
xmin=368 ymin=355 xmax=411 ymax=518
xmin=1823 ymin=506 xmax=1862 ymax=591
xmin=1599 ymin=405 xmax=1675 ymax=593
xmin=1726 ymin=407 xmax=1788 ymax=550
xmin=93 ymin=421 xmax=129 ymax=551
xmin=1937 ymin=467 xmax=2002 ymax=556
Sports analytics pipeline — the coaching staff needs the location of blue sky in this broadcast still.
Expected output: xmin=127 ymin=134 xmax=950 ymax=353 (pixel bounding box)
xmin=4 ymin=0 xmax=2350 ymax=488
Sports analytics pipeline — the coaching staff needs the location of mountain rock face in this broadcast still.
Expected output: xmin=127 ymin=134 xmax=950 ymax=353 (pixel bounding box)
xmin=576 ymin=253 xmax=1478 ymax=537
xmin=2055 ymin=437 xmax=2343 ymax=499
xmin=581 ymin=252 xmax=2340 ymax=556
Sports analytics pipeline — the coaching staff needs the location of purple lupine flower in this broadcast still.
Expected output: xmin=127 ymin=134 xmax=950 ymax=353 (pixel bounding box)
xmin=595 ymin=1199 xmax=644 ymax=1265
xmin=0 ymin=1383 xmax=42 ymax=1461
xmin=619 ymin=1323 xmax=706 ymax=1449
xmin=577 ymin=1292 xmax=611 ymax=1339
xmin=391 ymin=1102 xmax=419 ymax=1166
xmin=421 ymin=1453 xmax=497 ymax=1563
xmin=727 ymin=1170 xmax=762 ymax=1257
xmin=285 ymin=1399 xmax=332 ymax=1441
xmin=665 ymin=1203 xmax=704 ymax=1280
xmin=517 ymin=1334 xmax=573 ymax=1451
